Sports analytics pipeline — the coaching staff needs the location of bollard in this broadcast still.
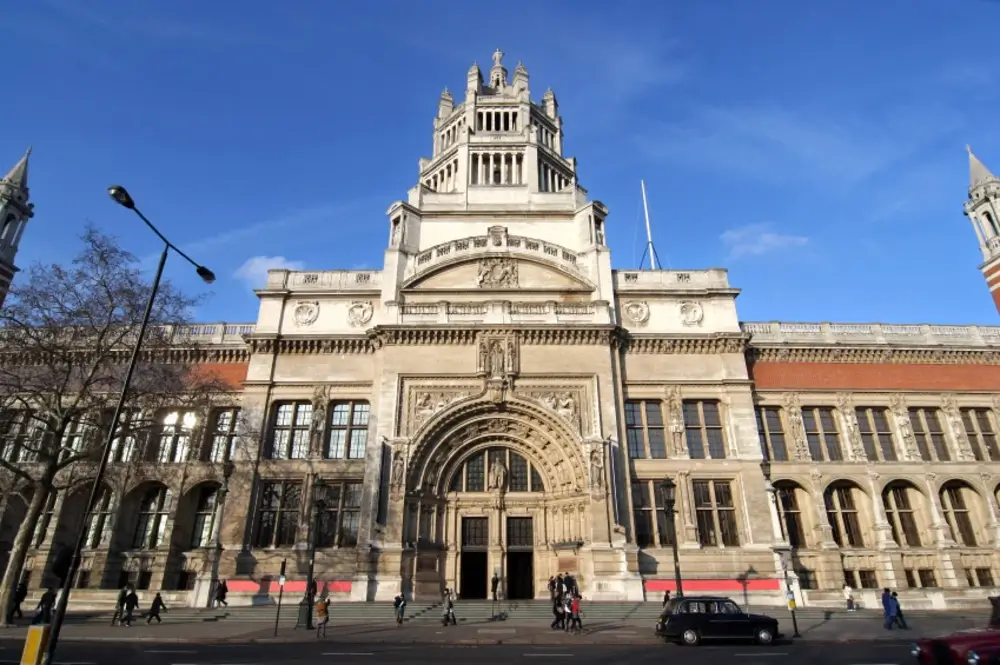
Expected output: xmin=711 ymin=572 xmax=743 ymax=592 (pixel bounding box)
xmin=21 ymin=625 xmax=50 ymax=665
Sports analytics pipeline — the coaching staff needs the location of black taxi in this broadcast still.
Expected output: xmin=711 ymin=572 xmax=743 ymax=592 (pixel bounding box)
xmin=655 ymin=595 xmax=782 ymax=646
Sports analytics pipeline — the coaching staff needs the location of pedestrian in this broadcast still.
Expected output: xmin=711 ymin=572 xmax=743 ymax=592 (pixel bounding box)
xmin=843 ymin=583 xmax=855 ymax=611
xmin=146 ymin=592 xmax=167 ymax=624
xmin=393 ymin=593 xmax=406 ymax=625
xmin=569 ymin=594 xmax=583 ymax=632
xmin=314 ymin=596 xmax=329 ymax=638
xmin=555 ymin=573 xmax=564 ymax=597
xmin=891 ymin=591 xmax=907 ymax=629
xmin=215 ymin=579 xmax=229 ymax=608
xmin=562 ymin=594 xmax=573 ymax=632
xmin=564 ymin=572 xmax=576 ymax=596
xmin=547 ymin=577 xmax=556 ymax=600
xmin=9 ymin=580 xmax=26 ymax=622
xmin=121 ymin=587 xmax=139 ymax=627
xmin=441 ymin=589 xmax=456 ymax=626
xmin=32 ymin=588 xmax=56 ymax=625
xmin=550 ymin=594 xmax=564 ymax=630
xmin=881 ymin=588 xmax=897 ymax=630
xmin=662 ymin=590 xmax=671 ymax=607
xmin=491 ymin=573 xmax=500 ymax=601
xmin=111 ymin=584 xmax=129 ymax=625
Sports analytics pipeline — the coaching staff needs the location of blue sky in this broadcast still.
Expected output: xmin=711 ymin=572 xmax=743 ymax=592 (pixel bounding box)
xmin=4 ymin=0 xmax=1000 ymax=325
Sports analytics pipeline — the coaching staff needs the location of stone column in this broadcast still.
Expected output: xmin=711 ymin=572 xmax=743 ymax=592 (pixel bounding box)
xmin=808 ymin=470 xmax=838 ymax=549
xmin=977 ymin=473 xmax=1000 ymax=547
xmin=921 ymin=473 xmax=956 ymax=547
xmin=865 ymin=471 xmax=896 ymax=549
xmin=675 ymin=471 xmax=699 ymax=547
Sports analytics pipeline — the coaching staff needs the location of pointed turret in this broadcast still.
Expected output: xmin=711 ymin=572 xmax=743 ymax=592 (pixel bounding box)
xmin=968 ymin=145 xmax=997 ymax=190
xmin=1 ymin=147 xmax=30 ymax=193
xmin=437 ymin=88 xmax=454 ymax=119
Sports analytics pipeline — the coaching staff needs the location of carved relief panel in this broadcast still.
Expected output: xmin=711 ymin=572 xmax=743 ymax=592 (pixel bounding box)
xmin=400 ymin=378 xmax=480 ymax=437
xmin=515 ymin=380 xmax=596 ymax=438
xmin=781 ymin=392 xmax=811 ymax=461
xmin=941 ymin=393 xmax=977 ymax=462
xmin=888 ymin=393 xmax=921 ymax=461
xmin=835 ymin=392 xmax=867 ymax=461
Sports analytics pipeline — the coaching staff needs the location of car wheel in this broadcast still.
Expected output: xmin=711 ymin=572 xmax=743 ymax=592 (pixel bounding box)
xmin=755 ymin=627 xmax=774 ymax=645
xmin=681 ymin=628 xmax=701 ymax=646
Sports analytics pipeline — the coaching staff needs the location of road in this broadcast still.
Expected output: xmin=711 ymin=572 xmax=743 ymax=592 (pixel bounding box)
xmin=0 ymin=640 xmax=919 ymax=665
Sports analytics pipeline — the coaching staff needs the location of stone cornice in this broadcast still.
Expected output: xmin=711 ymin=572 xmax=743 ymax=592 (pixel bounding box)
xmin=623 ymin=333 xmax=747 ymax=355
xmin=247 ymin=335 xmax=374 ymax=355
xmin=748 ymin=346 xmax=1000 ymax=365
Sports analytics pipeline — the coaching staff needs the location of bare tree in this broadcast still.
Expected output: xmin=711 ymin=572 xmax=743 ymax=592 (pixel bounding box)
xmin=0 ymin=226 xmax=229 ymax=625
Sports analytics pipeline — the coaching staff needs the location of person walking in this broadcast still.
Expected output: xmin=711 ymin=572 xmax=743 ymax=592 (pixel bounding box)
xmin=32 ymin=588 xmax=56 ymax=625
xmin=8 ymin=580 xmax=27 ymax=622
xmin=550 ymin=594 xmax=564 ymax=630
xmin=547 ymin=577 xmax=556 ymax=600
xmin=891 ymin=591 xmax=908 ymax=629
xmin=314 ymin=596 xmax=330 ymax=638
xmin=881 ymin=588 xmax=897 ymax=630
xmin=393 ymin=593 xmax=406 ymax=625
xmin=441 ymin=589 xmax=456 ymax=626
xmin=843 ymin=583 xmax=856 ymax=611
xmin=569 ymin=594 xmax=583 ymax=633
xmin=121 ymin=587 xmax=139 ymax=627
xmin=662 ymin=590 xmax=671 ymax=607
xmin=214 ymin=580 xmax=229 ymax=608
xmin=146 ymin=592 xmax=167 ymax=624
xmin=111 ymin=584 xmax=129 ymax=625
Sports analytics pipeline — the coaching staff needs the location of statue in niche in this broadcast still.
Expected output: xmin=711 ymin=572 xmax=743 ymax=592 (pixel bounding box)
xmin=390 ymin=219 xmax=401 ymax=246
xmin=390 ymin=451 xmax=405 ymax=490
xmin=488 ymin=458 xmax=507 ymax=492
xmin=589 ymin=448 xmax=605 ymax=489
xmin=479 ymin=339 xmax=505 ymax=378
xmin=506 ymin=337 xmax=518 ymax=373
xmin=310 ymin=386 xmax=329 ymax=452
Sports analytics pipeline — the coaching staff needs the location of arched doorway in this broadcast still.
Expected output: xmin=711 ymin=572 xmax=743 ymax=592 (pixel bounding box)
xmin=396 ymin=397 xmax=593 ymax=601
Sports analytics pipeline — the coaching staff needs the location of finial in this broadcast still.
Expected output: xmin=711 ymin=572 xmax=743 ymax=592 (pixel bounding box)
xmin=492 ymin=48 xmax=504 ymax=67
xmin=24 ymin=146 xmax=32 ymax=157
xmin=967 ymin=144 xmax=973 ymax=154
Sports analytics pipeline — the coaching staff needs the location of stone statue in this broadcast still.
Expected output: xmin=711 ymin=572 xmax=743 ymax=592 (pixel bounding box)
xmin=310 ymin=386 xmax=328 ymax=452
xmin=492 ymin=48 xmax=504 ymax=67
xmin=589 ymin=448 xmax=604 ymax=489
xmin=488 ymin=340 xmax=505 ymax=378
xmin=488 ymin=458 xmax=507 ymax=492
xmin=390 ymin=451 xmax=405 ymax=490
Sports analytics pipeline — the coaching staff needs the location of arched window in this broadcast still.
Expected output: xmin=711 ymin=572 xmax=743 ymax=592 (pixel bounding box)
xmin=882 ymin=483 xmax=921 ymax=547
xmin=84 ymin=488 xmax=113 ymax=549
xmin=1 ymin=213 xmax=16 ymax=240
xmin=448 ymin=447 xmax=544 ymax=493
xmin=984 ymin=210 xmax=1000 ymax=236
xmin=824 ymin=483 xmax=865 ymax=548
xmin=158 ymin=411 xmax=197 ymax=463
xmin=774 ymin=482 xmax=806 ymax=548
xmin=190 ymin=486 xmax=218 ymax=548
xmin=940 ymin=482 xmax=978 ymax=546
xmin=132 ymin=487 xmax=172 ymax=549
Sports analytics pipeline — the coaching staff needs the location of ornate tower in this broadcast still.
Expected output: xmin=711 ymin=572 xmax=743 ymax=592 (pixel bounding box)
xmin=0 ymin=148 xmax=33 ymax=307
xmin=963 ymin=146 xmax=1000 ymax=314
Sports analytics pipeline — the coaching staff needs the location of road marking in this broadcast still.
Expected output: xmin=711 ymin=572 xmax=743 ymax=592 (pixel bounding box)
xmin=146 ymin=651 xmax=197 ymax=654
xmin=524 ymin=655 xmax=573 ymax=658
xmin=478 ymin=628 xmax=516 ymax=633
xmin=322 ymin=653 xmax=373 ymax=657
xmin=734 ymin=653 xmax=787 ymax=657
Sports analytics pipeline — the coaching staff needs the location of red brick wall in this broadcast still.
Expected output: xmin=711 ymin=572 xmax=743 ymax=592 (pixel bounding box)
xmin=190 ymin=362 xmax=248 ymax=389
xmin=749 ymin=361 xmax=1000 ymax=391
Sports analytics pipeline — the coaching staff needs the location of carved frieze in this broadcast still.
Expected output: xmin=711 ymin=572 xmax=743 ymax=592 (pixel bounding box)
xmin=520 ymin=390 xmax=580 ymax=431
xmin=622 ymin=301 xmax=650 ymax=325
xmin=679 ymin=300 xmax=704 ymax=327
xmin=347 ymin=300 xmax=374 ymax=327
xmin=477 ymin=257 xmax=518 ymax=288
xmin=293 ymin=300 xmax=320 ymax=327
xmin=413 ymin=391 xmax=471 ymax=426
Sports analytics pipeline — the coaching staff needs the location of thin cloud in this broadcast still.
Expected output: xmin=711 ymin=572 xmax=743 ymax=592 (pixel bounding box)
xmin=721 ymin=224 xmax=808 ymax=260
xmin=234 ymin=256 xmax=304 ymax=288
xmin=638 ymin=103 xmax=964 ymax=188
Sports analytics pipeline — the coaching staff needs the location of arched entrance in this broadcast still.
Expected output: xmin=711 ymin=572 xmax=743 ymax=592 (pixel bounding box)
xmin=396 ymin=397 xmax=593 ymax=601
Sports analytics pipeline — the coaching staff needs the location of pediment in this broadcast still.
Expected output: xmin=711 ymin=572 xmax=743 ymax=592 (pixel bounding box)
xmin=403 ymin=256 xmax=593 ymax=292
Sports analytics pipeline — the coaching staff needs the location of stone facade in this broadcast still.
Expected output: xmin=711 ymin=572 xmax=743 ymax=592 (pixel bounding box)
xmin=3 ymin=53 xmax=1000 ymax=609
xmin=0 ymin=148 xmax=32 ymax=307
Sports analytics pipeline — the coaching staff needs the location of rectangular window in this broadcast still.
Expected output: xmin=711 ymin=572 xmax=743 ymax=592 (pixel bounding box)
xmin=157 ymin=410 xmax=197 ymax=463
xmin=624 ymin=400 xmax=667 ymax=459
xmin=461 ymin=516 xmax=488 ymax=549
xmin=270 ymin=402 xmax=312 ymax=460
xmin=209 ymin=408 xmax=240 ymax=462
xmin=775 ymin=485 xmax=805 ymax=548
xmin=691 ymin=480 xmax=739 ymax=547
xmin=254 ymin=481 xmax=302 ymax=548
xmin=108 ymin=410 xmax=142 ymax=463
xmin=826 ymin=486 xmax=864 ymax=548
xmin=855 ymin=407 xmax=897 ymax=461
xmin=316 ymin=481 xmax=364 ymax=548
xmin=941 ymin=485 xmax=978 ymax=546
xmin=755 ymin=406 xmax=789 ymax=461
xmin=961 ymin=408 xmax=1000 ymax=462
xmin=326 ymin=401 xmax=370 ymax=459
xmin=801 ymin=407 xmax=843 ymax=461
xmin=507 ymin=517 xmax=533 ymax=549
xmin=918 ymin=569 xmax=938 ymax=588
xmin=631 ymin=481 xmax=653 ymax=547
xmin=884 ymin=486 xmax=921 ymax=547
xmin=969 ymin=567 xmax=995 ymax=587
xmin=683 ymin=401 xmax=726 ymax=459
xmin=908 ymin=408 xmax=950 ymax=462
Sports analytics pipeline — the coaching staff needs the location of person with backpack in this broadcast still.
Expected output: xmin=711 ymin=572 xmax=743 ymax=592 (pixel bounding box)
xmin=393 ymin=593 xmax=406 ymax=625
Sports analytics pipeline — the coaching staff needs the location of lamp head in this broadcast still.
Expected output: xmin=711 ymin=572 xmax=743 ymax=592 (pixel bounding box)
xmin=315 ymin=498 xmax=327 ymax=512
xmin=661 ymin=477 xmax=676 ymax=504
xmin=759 ymin=458 xmax=772 ymax=481
xmin=108 ymin=185 xmax=135 ymax=210
xmin=196 ymin=266 xmax=216 ymax=284
xmin=222 ymin=459 xmax=235 ymax=480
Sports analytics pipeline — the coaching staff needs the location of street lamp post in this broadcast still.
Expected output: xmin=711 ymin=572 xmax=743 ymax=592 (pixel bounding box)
xmin=659 ymin=478 xmax=684 ymax=598
xmin=299 ymin=485 xmax=327 ymax=631
xmin=207 ymin=459 xmax=236 ymax=608
xmin=760 ymin=459 xmax=801 ymax=639
xmin=42 ymin=186 xmax=216 ymax=665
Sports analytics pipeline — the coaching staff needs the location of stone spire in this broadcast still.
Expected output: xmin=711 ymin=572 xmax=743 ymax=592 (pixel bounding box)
xmin=1 ymin=147 xmax=30 ymax=192
xmin=968 ymin=145 xmax=997 ymax=190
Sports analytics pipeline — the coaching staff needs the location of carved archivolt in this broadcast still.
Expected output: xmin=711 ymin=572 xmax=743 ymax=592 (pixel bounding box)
xmin=405 ymin=397 xmax=587 ymax=498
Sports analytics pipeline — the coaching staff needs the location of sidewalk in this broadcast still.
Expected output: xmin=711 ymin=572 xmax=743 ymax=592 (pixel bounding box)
xmin=0 ymin=610 xmax=991 ymax=646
